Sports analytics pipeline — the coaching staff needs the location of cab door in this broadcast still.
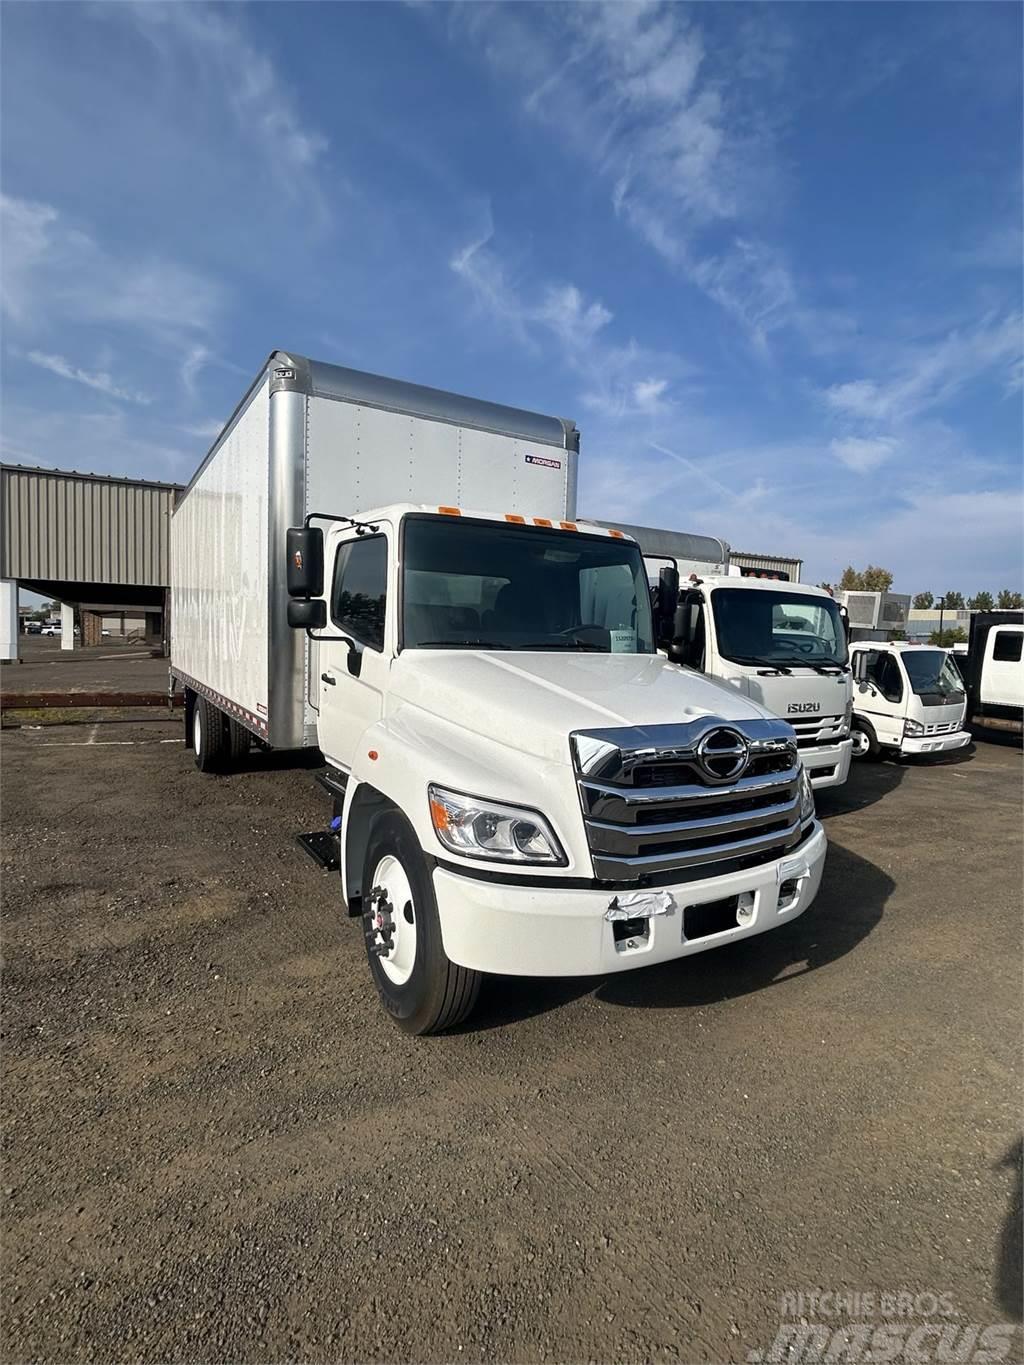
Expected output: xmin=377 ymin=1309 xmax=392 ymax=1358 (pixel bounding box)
xmin=854 ymin=649 xmax=905 ymax=746
xmin=981 ymin=626 xmax=1024 ymax=710
xmin=316 ymin=529 xmax=390 ymax=772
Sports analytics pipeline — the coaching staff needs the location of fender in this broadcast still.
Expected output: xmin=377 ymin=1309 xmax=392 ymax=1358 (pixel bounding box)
xmin=339 ymin=699 xmax=587 ymax=908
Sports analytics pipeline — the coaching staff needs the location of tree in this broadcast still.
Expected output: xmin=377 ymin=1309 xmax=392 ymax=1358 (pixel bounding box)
xmin=996 ymin=589 xmax=1024 ymax=609
xmin=912 ymin=592 xmax=934 ymax=610
xmin=940 ymin=591 xmax=965 ymax=609
xmin=838 ymin=565 xmax=894 ymax=592
xmin=968 ymin=591 xmax=994 ymax=611
xmin=929 ymin=627 xmax=968 ymax=647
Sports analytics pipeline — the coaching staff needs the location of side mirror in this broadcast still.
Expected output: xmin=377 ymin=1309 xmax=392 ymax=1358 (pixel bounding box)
xmin=851 ymin=654 xmax=866 ymax=682
xmin=656 ymin=566 xmax=680 ymax=641
xmin=287 ymin=526 xmax=324 ymax=598
xmin=287 ymin=598 xmax=326 ymax=630
xmin=667 ymin=595 xmax=696 ymax=665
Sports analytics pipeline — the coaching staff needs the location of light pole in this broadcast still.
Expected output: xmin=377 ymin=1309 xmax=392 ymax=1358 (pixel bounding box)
xmin=938 ymin=596 xmax=946 ymax=642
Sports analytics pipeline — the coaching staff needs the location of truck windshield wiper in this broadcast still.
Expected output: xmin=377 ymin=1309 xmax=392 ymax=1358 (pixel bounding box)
xmin=513 ymin=641 xmax=607 ymax=651
xmin=728 ymin=655 xmax=793 ymax=674
xmin=412 ymin=639 xmax=508 ymax=649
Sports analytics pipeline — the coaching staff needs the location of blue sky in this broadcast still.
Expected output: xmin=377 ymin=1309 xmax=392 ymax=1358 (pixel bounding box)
xmin=2 ymin=1 xmax=1021 ymax=594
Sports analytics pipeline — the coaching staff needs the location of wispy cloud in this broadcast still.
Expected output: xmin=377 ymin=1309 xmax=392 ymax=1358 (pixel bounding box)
xmin=822 ymin=312 xmax=1023 ymax=426
xmin=450 ymin=221 xmax=689 ymax=422
xmin=26 ymin=351 xmax=152 ymax=404
xmin=181 ymin=419 xmax=224 ymax=440
xmin=124 ymin=3 xmax=328 ymax=206
xmin=829 ymin=435 xmax=900 ymax=473
xmin=0 ymin=193 xmax=224 ymax=343
xmin=442 ymin=2 xmax=800 ymax=350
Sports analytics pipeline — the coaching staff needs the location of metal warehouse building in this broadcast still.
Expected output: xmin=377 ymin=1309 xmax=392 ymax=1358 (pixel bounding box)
xmin=730 ymin=548 xmax=804 ymax=581
xmin=0 ymin=464 xmax=183 ymax=660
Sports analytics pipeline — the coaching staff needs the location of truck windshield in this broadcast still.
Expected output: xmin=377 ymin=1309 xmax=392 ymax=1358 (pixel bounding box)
xmin=901 ymin=650 xmax=964 ymax=698
xmin=711 ymin=587 xmax=848 ymax=669
xmin=401 ymin=515 xmax=655 ymax=653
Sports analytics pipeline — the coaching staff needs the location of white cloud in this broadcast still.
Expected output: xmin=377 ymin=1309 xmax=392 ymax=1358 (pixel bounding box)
xmin=124 ymin=4 xmax=327 ymax=187
xmin=26 ymin=351 xmax=152 ymax=404
xmin=0 ymin=193 xmax=224 ymax=343
xmin=823 ymin=312 xmax=1023 ymax=427
xmin=181 ymin=419 xmax=224 ymax=440
xmin=443 ymin=2 xmax=799 ymax=349
xmin=451 ymin=225 xmax=689 ymax=424
xmin=829 ymin=435 xmax=900 ymax=473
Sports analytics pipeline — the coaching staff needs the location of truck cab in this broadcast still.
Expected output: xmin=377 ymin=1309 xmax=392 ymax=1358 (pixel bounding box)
xmin=656 ymin=572 xmax=853 ymax=790
xmin=288 ymin=505 xmax=827 ymax=1033
xmin=848 ymin=642 xmax=970 ymax=758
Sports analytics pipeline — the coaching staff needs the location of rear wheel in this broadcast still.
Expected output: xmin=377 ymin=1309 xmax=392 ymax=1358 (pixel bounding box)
xmin=362 ymin=812 xmax=481 ymax=1035
xmin=851 ymin=718 xmax=881 ymax=760
xmin=192 ymin=697 xmax=227 ymax=773
xmin=226 ymin=716 xmax=251 ymax=765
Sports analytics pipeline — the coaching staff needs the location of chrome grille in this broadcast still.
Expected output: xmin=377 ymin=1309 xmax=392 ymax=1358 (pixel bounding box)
xmin=571 ymin=718 xmax=804 ymax=883
xmin=788 ymin=712 xmax=847 ymax=747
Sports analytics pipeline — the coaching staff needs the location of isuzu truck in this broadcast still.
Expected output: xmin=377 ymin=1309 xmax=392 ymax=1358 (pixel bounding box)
xmin=848 ymin=641 xmax=970 ymax=758
xmin=596 ymin=523 xmax=853 ymax=791
xmin=171 ymin=352 xmax=826 ymax=1033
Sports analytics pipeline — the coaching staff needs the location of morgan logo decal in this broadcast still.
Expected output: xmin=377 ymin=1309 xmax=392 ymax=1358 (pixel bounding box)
xmin=787 ymin=701 xmax=821 ymax=713
xmin=525 ymin=453 xmax=562 ymax=469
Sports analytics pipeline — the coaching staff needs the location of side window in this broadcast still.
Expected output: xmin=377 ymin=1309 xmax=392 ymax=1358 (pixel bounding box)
xmin=877 ymin=654 xmax=903 ymax=702
xmin=993 ymin=630 xmax=1023 ymax=663
xmin=331 ymin=536 xmax=387 ymax=650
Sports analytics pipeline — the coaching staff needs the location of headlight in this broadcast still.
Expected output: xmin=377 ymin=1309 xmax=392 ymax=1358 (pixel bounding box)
xmin=904 ymin=719 xmax=924 ymax=737
xmin=799 ymin=765 xmax=815 ymax=822
xmin=428 ymin=785 xmax=567 ymax=865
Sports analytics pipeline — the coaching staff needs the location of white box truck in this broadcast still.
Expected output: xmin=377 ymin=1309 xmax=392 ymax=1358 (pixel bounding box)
xmin=961 ymin=611 xmax=1024 ymax=734
xmin=171 ymin=352 xmax=826 ymax=1034
xmin=595 ymin=522 xmax=853 ymax=791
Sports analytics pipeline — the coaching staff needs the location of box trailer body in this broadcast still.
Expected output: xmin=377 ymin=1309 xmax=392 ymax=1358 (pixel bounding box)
xmin=171 ymin=352 xmax=579 ymax=751
xmin=837 ymin=589 xmax=912 ymax=641
xmin=171 ymin=355 xmax=826 ymax=1034
xmin=594 ymin=521 xmax=853 ymax=790
xmin=962 ymin=611 xmax=1024 ymax=733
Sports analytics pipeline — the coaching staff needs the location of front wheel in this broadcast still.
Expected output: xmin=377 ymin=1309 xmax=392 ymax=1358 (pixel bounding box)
xmin=850 ymin=719 xmax=881 ymax=760
xmin=362 ymin=812 xmax=481 ymax=1035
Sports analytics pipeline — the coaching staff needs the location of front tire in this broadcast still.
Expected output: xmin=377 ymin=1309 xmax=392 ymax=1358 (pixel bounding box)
xmin=362 ymin=812 xmax=481 ymax=1035
xmin=192 ymin=696 xmax=227 ymax=773
xmin=851 ymin=718 xmax=881 ymax=760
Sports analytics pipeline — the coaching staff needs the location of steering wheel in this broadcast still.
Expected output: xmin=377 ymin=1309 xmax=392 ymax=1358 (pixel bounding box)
xmin=789 ymin=639 xmax=818 ymax=655
xmin=560 ymin=624 xmax=605 ymax=637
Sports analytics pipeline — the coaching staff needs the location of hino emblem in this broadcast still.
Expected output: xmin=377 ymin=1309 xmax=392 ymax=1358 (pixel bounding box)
xmin=787 ymin=701 xmax=821 ymax=714
xmin=695 ymin=727 xmax=750 ymax=784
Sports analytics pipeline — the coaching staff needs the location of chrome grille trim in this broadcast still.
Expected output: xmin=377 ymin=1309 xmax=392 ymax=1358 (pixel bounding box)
xmin=571 ymin=717 xmax=801 ymax=883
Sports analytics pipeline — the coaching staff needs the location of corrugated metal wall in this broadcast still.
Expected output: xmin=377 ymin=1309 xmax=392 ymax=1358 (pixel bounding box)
xmin=731 ymin=550 xmax=804 ymax=579
xmin=0 ymin=466 xmax=181 ymax=585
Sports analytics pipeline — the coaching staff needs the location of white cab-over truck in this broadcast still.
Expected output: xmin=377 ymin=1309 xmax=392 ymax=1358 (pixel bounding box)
xmin=961 ymin=611 xmax=1023 ymax=735
xmin=848 ymin=641 xmax=970 ymax=758
xmin=596 ymin=523 xmax=853 ymax=791
xmin=171 ymin=352 xmax=826 ymax=1034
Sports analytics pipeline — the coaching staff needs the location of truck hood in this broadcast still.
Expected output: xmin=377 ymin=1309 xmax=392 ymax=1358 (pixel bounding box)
xmin=728 ymin=667 xmax=852 ymax=718
xmin=388 ymin=651 xmax=776 ymax=762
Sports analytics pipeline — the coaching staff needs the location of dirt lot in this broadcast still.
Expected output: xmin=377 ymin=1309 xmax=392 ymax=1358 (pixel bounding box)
xmin=1 ymin=716 xmax=1020 ymax=1363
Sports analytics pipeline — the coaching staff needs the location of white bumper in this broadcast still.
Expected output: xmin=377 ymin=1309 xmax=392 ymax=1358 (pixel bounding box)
xmin=900 ymin=729 xmax=971 ymax=756
xmin=433 ymin=823 xmax=827 ymax=977
xmin=802 ymin=739 xmax=852 ymax=790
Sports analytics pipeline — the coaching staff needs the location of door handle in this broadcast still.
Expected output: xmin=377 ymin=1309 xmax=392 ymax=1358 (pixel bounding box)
xmin=321 ymin=672 xmax=336 ymax=685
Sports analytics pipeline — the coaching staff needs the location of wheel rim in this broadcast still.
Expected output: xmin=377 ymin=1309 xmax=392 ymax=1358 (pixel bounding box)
xmin=193 ymin=706 xmax=203 ymax=756
xmin=851 ymin=728 xmax=870 ymax=757
xmin=368 ymin=854 xmax=417 ymax=986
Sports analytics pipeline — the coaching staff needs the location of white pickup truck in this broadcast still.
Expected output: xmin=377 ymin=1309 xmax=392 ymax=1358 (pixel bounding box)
xmin=171 ymin=352 xmax=826 ymax=1033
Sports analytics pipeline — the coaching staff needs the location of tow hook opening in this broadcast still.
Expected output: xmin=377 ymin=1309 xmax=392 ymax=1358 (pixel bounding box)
xmin=777 ymin=877 xmax=801 ymax=910
xmin=611 ymin=917 xmax=650 ymax=950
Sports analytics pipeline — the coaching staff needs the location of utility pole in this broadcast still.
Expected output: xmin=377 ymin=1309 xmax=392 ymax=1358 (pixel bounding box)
xmin=938 ymin=596 xmax=946 ymax=641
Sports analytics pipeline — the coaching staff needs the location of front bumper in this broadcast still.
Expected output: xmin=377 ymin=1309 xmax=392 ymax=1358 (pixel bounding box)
xmin=802 ymin=739 xmax=853 ymax=790
xmin=900 ymin=729 xmax=971 ymax=756
xmin=433 ymin=823 xmax=827 ymax=977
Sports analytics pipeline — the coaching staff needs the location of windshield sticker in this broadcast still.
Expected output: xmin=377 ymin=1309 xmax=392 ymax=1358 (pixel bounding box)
xmin=525 ymin=453 xmax=561 ymax=470
xmin=610 ymin=628 xmax=637 ymax=654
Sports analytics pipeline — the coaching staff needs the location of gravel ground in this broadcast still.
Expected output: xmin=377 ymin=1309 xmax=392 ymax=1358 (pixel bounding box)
xmin=1 ymin=718 xmax=1020 ymax=1363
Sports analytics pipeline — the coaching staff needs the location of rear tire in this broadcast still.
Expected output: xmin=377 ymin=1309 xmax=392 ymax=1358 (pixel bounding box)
xmin=226 ymin=716 xmax=251 ymax=765
xmin=362 ymin=812 xmax=481 ymax=1035
xmin=851 ymin=718 xmax=881 ymax=760
xmin=192 ymin=697 xmax=227 ymax=773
